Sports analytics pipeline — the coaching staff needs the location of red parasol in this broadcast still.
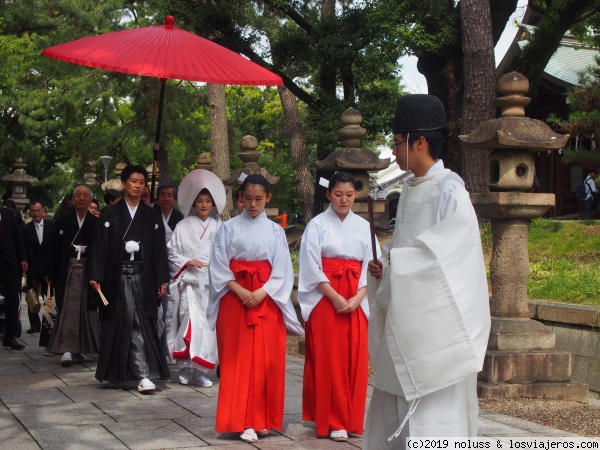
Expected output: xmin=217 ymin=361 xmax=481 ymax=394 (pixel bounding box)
xmin=42 ymin=16 xmax=283 ymax=198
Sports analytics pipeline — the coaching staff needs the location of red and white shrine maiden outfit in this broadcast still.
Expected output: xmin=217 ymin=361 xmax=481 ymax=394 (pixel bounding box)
xmin=298 ymin=205 xmax=380 ymax=437
xmin=208 ymin=209 xmax=303 ymax=434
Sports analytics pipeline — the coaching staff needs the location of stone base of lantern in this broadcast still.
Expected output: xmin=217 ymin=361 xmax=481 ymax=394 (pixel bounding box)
xmin=478 ymin=318 xmax=589 ymax=401
xmin=478 ymin=380 xmax=588 ymax=401
xmin=488 ymin=318 xmax=557 ymax=352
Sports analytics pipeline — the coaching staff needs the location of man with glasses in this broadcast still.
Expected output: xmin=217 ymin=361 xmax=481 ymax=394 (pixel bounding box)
xmin=365 ymin=94 xmax=491 ymax=448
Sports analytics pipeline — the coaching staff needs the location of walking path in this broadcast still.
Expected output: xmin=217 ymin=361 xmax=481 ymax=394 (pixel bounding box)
xmin=0 ymin=305 xmax=591 ymax=449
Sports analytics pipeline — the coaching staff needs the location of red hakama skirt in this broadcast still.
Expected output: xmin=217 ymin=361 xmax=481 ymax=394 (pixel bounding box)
xmin=302 ymin=257 xmax=369 ymax=436
xmin=215 ymin=259 xmax=286 ymax=433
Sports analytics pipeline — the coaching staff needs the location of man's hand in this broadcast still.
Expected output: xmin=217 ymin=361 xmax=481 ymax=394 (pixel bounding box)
xmin=89 ymin=280 xmax=101 ymax=292
xmin=158 ymin=283 xmax=167 ymax=298
xmin=21 ymin=261 xmax=28 ymax=273
xmin=368 ymin=260 xmax=383 ymax=279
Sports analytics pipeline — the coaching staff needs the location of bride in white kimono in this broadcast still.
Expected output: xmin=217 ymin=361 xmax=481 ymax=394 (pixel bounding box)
xmin=165 ymin=169 xmax=226 ymax=387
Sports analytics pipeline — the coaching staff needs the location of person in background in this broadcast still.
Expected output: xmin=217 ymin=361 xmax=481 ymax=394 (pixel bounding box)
xmin=141 ymin=185 xmax=151 ymax=205
xmin=103 ymin=189 xmax=121 ymax=207
xmin=88 ymin=165 xmax=170 ymax=393
xmin=155 ymin=183 xmax=184 ymax=244
xmin=89 ymin=198 xmax=101 ymax=218
xmin=582 ymin=168 xmax=598 ymax=220
xmin=22 ymin=201 xmax=55 ymax=334
xmin=46 ymin=186 xmax=100 ymax=366
xmin=0 ymin=206 xmax=28 ymax=349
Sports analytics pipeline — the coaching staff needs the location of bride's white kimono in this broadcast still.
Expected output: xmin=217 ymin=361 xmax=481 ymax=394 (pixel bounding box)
xmin=364 ymin=160 xmax=491 ymax=449
xmin=165 ymin=216 xmax=221 ymax=370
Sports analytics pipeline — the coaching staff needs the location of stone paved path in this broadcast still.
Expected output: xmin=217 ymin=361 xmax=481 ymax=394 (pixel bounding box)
xmin=0 ymin=302 xmax=587 ymax=449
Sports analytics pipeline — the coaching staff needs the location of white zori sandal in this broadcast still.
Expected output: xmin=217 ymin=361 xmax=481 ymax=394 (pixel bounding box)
xmin=329 ymin=429 xmax=348 ymax=441
xmin=240 ymin=428 xmax=258 ymax=443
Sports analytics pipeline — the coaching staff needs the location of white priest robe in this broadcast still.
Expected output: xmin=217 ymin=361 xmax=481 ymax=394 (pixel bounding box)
xmin=297 ymin=205 xmax=380 ymax=322
xmin=166 ymin=216 xmax=221 ymax=370
xmin=364 ymin=160 xmax=491 ymax=449
xmin=208 ymin=209 xmax=303 ymax=336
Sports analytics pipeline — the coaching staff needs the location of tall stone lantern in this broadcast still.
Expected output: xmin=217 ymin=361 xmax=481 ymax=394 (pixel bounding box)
xmin=225 ymin=135 xmax=280 ymax=218
xmin=2 ymin=157 xmax=38 ymax=211
xmin=315 ymin=108 xmax=390 ymax=226
xmin=459 ymin=72 xmax=587 ymax=400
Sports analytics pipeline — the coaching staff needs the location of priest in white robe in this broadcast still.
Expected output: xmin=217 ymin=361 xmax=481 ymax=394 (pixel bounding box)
xmin=364 ymin=94 xmax=491 ymax=449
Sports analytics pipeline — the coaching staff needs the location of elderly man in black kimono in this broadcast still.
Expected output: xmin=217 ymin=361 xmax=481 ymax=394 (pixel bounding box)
xmin=46 ymin=186 xmax=100 ymax=364
xmin=87 ymin=165 xmax=170 ymax=392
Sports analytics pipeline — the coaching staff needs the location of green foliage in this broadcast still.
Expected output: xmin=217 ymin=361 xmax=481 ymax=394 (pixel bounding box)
xmin=483 ymin=218 xmax=600 ymax=305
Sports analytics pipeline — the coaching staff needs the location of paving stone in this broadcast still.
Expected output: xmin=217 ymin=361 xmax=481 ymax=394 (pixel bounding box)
xmin=0 ymin=362 xmax=35 ymax=376
xmin=285 ymin=380 xmax=304 ymax=396
xmin=10 ymin=403 xmax=116 ymax=428
xmin=0 ymin=425 xmax=41 ymax=450
xmin=94 ymin=398 xmax=197 ymax=422
xmin=28 ymin=425 xmax=127 ymax=450
xmin=103 ymin=419 xmax=207 ymax=449
xmin=53 ymin=370 xmax=101 ymax=387
xmin=58 ymin=384 xmax=139 ymax=403
xmin=170 ymin=394 xmax=218 ymax=417
xmin=127 ymin=381 xmax=199 ymax=400
xmin=0 ymin=372 xmax=66 ymax=390
xmin=176 ymin=416 xmax=274 ymax=446
xmin=278 ymin=414 xmax=319 ymax=441
xmin=254 ymin=439 xmax=354 ymax=449
xmin=0 ymin=387 xmax=73 ymax=407
xmin=284 ymin=395 xmax=303 ymax=415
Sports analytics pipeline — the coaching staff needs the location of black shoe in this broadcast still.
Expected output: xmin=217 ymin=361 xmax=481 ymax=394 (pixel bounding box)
xmin=3 ymin=339 xmax=25 ymax=350
xmin=26 ymin=328 xmax=40 ymax=334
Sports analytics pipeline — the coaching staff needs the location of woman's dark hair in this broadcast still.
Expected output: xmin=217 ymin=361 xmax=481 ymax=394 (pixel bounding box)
xmin=197 ymin=188 xmax=214 ymax=202
xmin=120 ymin=164 xmax=148 ymax=183
xmin=103 ymin=189 xmax=122 ymax=204
xmin=241 ymin=174 xmax=271 ymax=195
xmin=328 ymin=172 xmax=356 ymax=191
xmin=407 ymin=130 xmax=444 ymax=160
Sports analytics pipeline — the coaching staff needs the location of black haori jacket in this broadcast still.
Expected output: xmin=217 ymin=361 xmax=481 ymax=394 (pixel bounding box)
xmin=86 ymin=200 xmax=169 ymax=320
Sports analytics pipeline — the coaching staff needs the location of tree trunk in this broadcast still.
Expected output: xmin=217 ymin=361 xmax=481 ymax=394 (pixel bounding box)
xmin=460 ymin=0 xmax=496 ymax=193
xmin=277 ymin=85 xmax=315 ymax=224
xmin=208 ymin=83 xmax=232 ymax=220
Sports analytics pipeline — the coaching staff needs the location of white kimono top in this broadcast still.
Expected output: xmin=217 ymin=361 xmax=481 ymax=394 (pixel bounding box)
xmin=369 ymin=160 xmax=491 ymax=401
xmin=297 ymin=205 xmax=380 ymax=322
xmin=208 ymin=209 xmax=303 ymax=335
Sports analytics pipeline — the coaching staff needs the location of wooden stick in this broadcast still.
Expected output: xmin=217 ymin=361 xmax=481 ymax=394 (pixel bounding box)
xmin=367 ymin=196 xmax=378 ymax=263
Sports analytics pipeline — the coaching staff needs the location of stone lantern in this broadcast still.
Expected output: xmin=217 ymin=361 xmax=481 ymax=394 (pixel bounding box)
xmin=195 ymin=153 xmax=214 ymax=171
xmin=225 ymin=135 xmax=280 ymax=219
xmin=459 ymin=72 xmax=587 ymax=400
xmin=1 ymin=157 xmax=38 ymax=211
xmin=315 ymin=108 xmax=390 ymax=226
xmin=101 ymin=162 xmax=126 ymax=192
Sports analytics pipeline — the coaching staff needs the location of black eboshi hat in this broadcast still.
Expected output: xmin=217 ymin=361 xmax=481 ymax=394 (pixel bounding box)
xmin=391 ymin=94 xmax=448 ymax=133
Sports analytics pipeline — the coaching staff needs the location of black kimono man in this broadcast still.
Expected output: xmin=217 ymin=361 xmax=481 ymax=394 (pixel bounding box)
xmin=45 ymin=186 xmax=100 ymax=364
xmin=23 ymin=201 xmax=55 ymax=333
xmin=87 ymin=165 xmax=170 ymax=392
xmin=0 ymin=207 xmax=28 ymax=350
